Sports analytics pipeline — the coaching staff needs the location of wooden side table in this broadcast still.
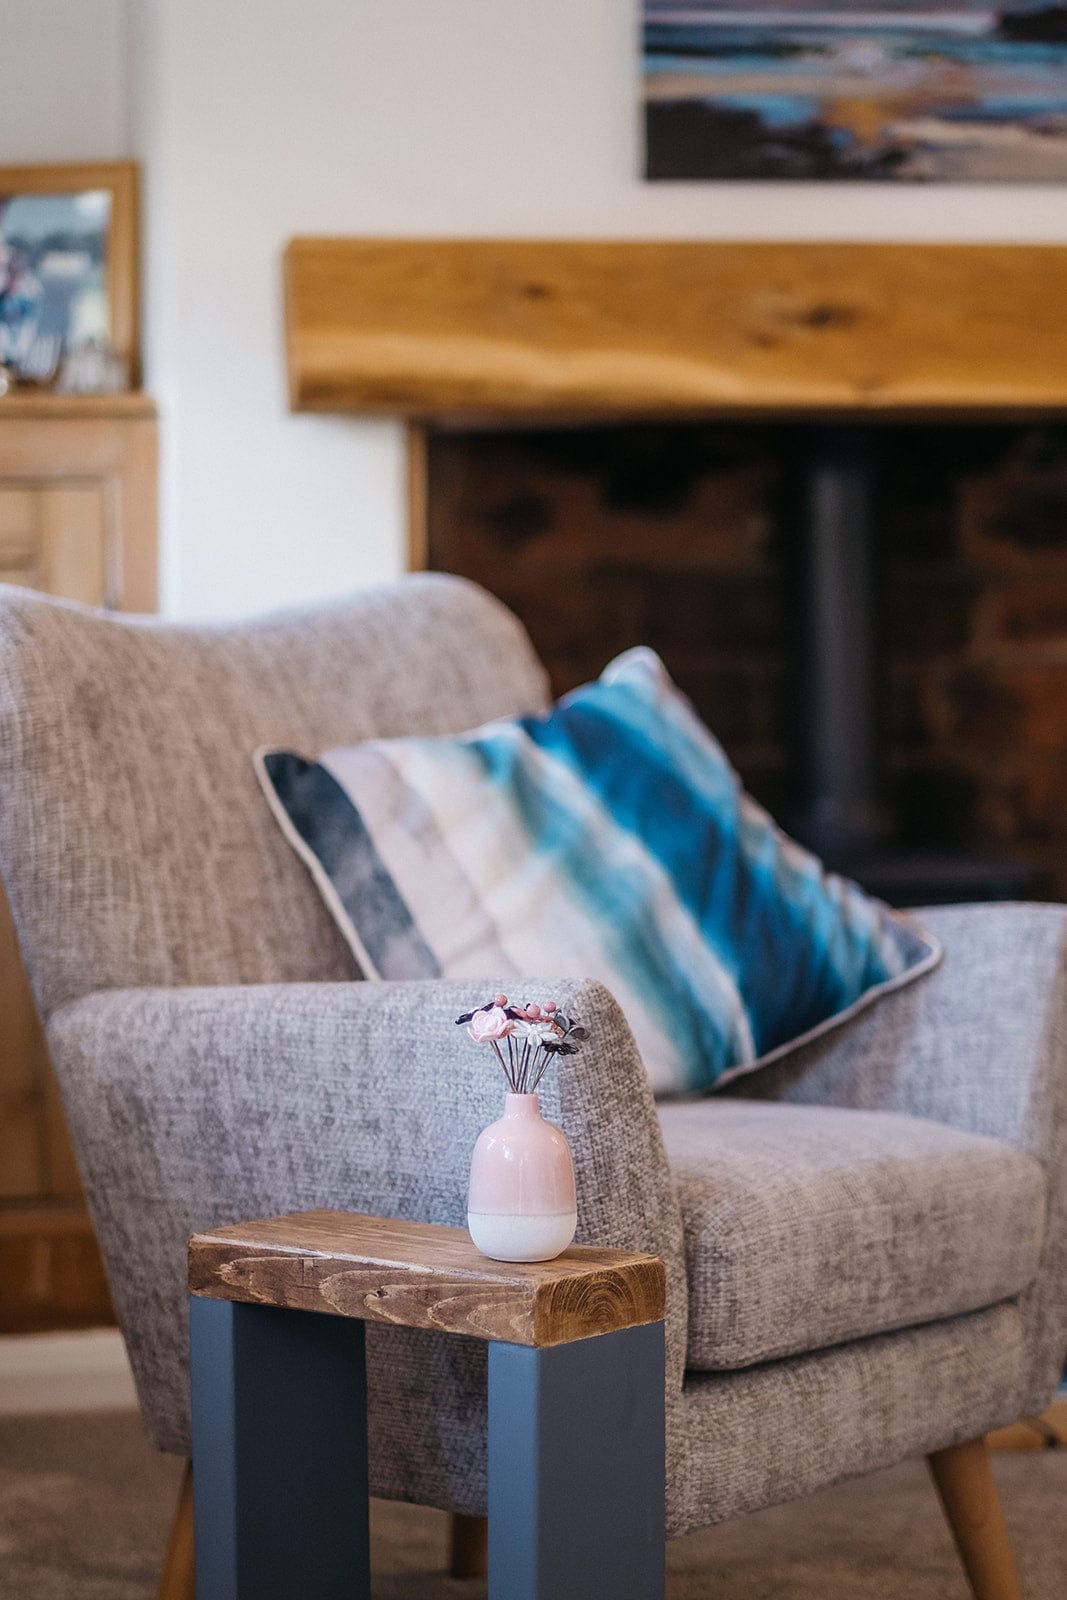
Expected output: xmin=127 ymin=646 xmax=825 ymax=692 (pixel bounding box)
xmin=188 ymin=1210 xmax=667 ymax=1600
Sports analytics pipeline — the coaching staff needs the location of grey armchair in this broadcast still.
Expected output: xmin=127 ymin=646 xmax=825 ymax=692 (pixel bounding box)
xmin=0 ymin=573 xmax=1063 ymax=1600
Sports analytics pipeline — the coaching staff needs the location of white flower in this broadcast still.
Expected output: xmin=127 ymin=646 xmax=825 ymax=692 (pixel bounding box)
xmin=510 ymin=1019 xmax=563 ymax=1044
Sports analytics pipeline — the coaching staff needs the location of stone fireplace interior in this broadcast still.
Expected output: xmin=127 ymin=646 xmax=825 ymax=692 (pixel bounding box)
xmin=285 ymin=238 xmax=1067 ymax=905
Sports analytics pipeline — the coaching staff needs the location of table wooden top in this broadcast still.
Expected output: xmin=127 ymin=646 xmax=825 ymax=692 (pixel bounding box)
xmin=189 ymin=1210 xmax=666 ymax=1348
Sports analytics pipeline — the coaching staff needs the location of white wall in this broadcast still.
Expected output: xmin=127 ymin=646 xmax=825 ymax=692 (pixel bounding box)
xmin=0 ymin=1329 xmax=136 ymax=1413
xmin=7 ymin=3 xmax=1067 ymax=617
xmin=141 ymin=0 xmax=1067 ymax=618
xmin=0 ymin=0 xmax=130 ymax=161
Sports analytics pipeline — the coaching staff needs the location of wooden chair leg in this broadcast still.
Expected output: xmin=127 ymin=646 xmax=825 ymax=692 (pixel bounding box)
xmin=928 ymin=1438 xmax=1023 ymax=1600
xmin=449 ymin=1512 xmax=488 ymax=1579
xmin=157 ymin=1461 xmax=195 ymax=1600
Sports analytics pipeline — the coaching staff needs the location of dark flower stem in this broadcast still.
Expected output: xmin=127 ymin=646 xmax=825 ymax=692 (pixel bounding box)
xmin=457 ymin=998 xmax=583 ymax=1096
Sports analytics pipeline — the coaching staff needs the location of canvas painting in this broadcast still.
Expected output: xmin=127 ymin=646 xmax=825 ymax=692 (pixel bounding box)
xmin=643 ymin=0 xmax=1067 ymax=180
xmin=0 ymin=189 xmax=111 ymax=381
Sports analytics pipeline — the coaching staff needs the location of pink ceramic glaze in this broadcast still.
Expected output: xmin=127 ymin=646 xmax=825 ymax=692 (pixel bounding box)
xmin=467 ymin=1093 xmax=578 ymax=1262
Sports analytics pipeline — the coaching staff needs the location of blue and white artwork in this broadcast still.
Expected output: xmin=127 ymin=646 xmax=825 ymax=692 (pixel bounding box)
xmin=643 ymin=0 xmax=1067 ymax=179
xmin=0 ymin=190 xmax=111 ymax=380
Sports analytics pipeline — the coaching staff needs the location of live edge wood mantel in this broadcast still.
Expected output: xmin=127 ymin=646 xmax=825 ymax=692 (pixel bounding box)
xmin=284 ymin=238 xmax=1067 ymax=423
xmin=189 ymin=1209 xmax=666 ymax=1347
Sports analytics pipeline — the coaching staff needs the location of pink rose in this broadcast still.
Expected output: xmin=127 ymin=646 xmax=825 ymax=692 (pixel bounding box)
xmin=468 ymin=1006 xmax=514 ymax=1043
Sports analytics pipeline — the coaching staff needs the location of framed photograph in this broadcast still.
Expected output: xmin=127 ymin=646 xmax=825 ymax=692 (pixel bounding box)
xmin=0 ymin=161 xmax=138 ymax=389
xmin=643 ymin=2 xmax=1067 ymax=182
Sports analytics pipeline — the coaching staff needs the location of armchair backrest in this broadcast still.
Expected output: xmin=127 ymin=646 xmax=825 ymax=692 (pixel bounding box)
xmin=0 ymin=574 xmax=550 ymax=1017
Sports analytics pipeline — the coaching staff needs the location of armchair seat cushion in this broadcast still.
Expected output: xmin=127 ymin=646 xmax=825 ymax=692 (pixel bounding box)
xmin=659 ymin=1098 xmax=1046 ymax=1372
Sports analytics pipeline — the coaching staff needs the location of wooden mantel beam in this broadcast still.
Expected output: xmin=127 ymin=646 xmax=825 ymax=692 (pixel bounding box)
xmin=284 ymin=238 xmax=1067 ymax=423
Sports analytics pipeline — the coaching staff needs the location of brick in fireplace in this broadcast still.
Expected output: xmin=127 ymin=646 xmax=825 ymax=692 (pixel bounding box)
xmin=425 ymin=423 xmax=1067 ymax=903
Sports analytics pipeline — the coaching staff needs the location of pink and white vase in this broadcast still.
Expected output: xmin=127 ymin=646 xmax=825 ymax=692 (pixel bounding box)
xmin=467 ymin=1093 xmax=577 ymax=1262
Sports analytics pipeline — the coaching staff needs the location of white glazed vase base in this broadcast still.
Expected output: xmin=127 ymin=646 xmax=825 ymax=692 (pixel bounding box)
xmin=467 ymin=1209 xmax=578 ymax=1264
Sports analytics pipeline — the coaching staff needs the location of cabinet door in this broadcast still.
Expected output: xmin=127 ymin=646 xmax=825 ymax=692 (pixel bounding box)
xmin=0 ymin=483 xmax=109 ymax=603
xmin=0 ymin=404 xmax=156 ymax=1331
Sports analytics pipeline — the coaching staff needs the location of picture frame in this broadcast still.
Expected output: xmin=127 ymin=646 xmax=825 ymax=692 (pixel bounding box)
xmin=0 ymin=161 xmax=139 ymax=390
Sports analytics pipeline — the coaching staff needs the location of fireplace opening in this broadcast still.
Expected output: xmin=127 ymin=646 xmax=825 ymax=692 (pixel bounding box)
xmin=420 ymin=419 xmax=1067 ymax=907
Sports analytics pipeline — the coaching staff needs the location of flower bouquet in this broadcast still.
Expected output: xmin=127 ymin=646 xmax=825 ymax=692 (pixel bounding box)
xmin=456 ymin=994 xmax=584 ymax=1262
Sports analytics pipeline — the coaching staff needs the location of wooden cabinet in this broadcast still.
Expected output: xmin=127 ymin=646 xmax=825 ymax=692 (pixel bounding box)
xmin=0 ymin=393 xmax=156 ymax=609
xmin=0 ymin=393 xmax=157 ymax=1331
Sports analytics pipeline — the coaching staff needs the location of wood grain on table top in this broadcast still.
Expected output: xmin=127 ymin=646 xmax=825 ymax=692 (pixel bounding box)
xmin=190 ymin=1209 xmax=666 ymax=1347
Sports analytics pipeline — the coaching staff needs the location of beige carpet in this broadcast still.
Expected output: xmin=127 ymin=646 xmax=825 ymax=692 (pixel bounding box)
xmin=0 ymin=1410 xmax=1064 ymax=1598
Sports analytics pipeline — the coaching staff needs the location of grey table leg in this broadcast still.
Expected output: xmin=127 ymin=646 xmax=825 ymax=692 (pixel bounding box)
xmin=488 ymin=1320 xmax=666 ymax=1600
xmin=189 ymin=1295 xmax=370 ymax=1600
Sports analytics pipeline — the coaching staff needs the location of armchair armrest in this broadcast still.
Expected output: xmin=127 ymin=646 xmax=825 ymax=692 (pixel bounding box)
xmin=745 ymin=902 xmax=1067 ymax=1412
xmin=46 ymin=977 xmax=685 ymax=1460
xmin=744 ymin=903 xmax=1067 ymax=1157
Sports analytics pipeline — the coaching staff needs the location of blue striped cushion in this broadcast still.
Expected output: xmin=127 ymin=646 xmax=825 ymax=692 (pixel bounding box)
xmin=256 ymin=648 xmax=940 ymax=1094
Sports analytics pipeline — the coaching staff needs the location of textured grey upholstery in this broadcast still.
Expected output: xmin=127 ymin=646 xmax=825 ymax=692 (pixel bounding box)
xmin=677 ymin=1302 xmax=1028 ymax=1531
xmin=660 ymin=1098 xmax=1046 ymax=1371
xmin=744 ymin=901 xmax=1067 ymax=1420
xmin=0 ymin=575 xmax=549 ymax=1013
xmin=46 ymin=976 xmax=686 ymax=1518
xmin=1 ymin=576 xmax=1065 ymax=1542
